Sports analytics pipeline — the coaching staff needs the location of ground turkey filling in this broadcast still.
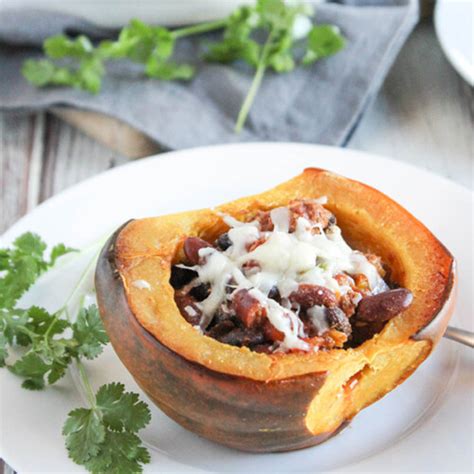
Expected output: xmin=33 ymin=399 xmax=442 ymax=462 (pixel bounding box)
xmin=170 ymin=199 xmax=413 ymax=353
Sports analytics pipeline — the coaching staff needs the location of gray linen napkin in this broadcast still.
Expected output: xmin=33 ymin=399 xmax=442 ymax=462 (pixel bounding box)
xmin=0 ymin=1 xmax=418 ymax=149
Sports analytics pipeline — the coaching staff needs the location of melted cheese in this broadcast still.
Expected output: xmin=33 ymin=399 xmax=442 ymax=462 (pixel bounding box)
xmin=187 ymin=200 xmax=388 ymax=351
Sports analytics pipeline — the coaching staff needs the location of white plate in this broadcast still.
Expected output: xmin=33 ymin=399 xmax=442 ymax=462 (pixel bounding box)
xmin=0 ymin=143 xmax=473 ymax=473
xmin=435 ymin=0 xmax=474 ymax=86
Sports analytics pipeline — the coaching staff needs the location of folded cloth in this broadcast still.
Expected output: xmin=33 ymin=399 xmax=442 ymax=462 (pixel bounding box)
xmin=0 ymin=1 xmax=418 ymax=150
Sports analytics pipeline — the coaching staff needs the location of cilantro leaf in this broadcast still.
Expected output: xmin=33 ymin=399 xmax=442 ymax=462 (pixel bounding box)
xmin=13 ymin=232 xmax=47 ymax=258
xmin=47 ymin=360 xmax=68 ymax=385
xmin=1 ymin=308 xmax=31 ymax=346
xmin=64 ymin=382 xmax=151 ymax=473
xmin=302 ymin=25 xmax=346 ymax=65
xmin=145 ymin=58 xmax=194 ymax=80
xmin=27 ymin=306 xmax=69 ymax=336
xmin=84 ymin=431 xmax=150 ymax=474
xmin=22 ymin=3 xmax=345 ymax=133
xmin=72 ymin=305 xmax=109 ymax=359
xmin=96 ymin=382 xmax=151 ymax=433
xmin=76 ymin=56 xmax=105 ymax=94
xmin=22 ymin=60 xmax=79 ymax=88
xmin=205 ymin=6 xmax=260 ymax=66
xmin=109 ymin=19 xmax=159 ymax=62
xmin=0 ymin=233 xmax=74 ymax=310
xmin=0 ymin=233 xmax=153 ymax=474
xmin=8 ymin=352 xmax=52 ymax=390
xmin=206 ymin=38 xmax=260 ymax=66
xmin=44 ymin=35 xmax=94 ymax=59
xmin=63 ymin=408 xmax=105 ymax=464
xmin=50 ymin=243 xmax=77 ymax=266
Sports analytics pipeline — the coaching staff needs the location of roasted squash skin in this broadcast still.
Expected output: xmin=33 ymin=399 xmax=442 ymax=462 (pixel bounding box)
xmin=95 ymin=168 xmax=456 ymax=452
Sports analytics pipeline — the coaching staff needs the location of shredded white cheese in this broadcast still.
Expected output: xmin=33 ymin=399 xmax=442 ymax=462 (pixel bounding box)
xmin=184 ymin=305 xmax=198 ymax=317
xmin=187 ymin=199 xmax=388 ymax=351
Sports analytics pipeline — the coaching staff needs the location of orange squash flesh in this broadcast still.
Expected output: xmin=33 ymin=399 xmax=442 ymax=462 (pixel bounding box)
xmin=95 ymin=168 xmax=455 ymax=452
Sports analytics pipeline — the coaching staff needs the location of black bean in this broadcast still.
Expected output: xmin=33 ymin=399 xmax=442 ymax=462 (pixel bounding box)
xmin=217 ymin=233 xmax=232 ymax=251
xmin=190 ymin=283 xmax=211 ymax=301
xmin=170 ymin=266 xmax=198 ymax=289
xmin=206 ymin=320 xmax=236 ymax=339
xmin=268 ymin=286 xmax=281 ymax=301
xmin=217 ymin=327 xmax=266 ymax=347
xmin=207 ymin=308 xmax=237 ymax=328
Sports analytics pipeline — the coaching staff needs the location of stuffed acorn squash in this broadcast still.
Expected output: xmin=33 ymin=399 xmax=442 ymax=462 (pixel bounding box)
xmin=95 ymin=168 xmax=455 ymax=452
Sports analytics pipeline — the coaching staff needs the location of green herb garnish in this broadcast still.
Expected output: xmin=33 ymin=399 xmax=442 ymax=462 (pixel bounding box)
xmin=0 ymin=233 xmax=151 ymax=473
xmin=22 ymin=0 xmax=345 ymax=131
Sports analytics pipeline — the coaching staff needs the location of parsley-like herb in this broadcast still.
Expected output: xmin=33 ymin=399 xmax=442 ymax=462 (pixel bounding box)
xmin=0 ymin=233 xmax=152 ymax=473
xmin=0 ymin=232 xmax=75 ymax=310
xmin=22 ymin=0 xmax=345 ymax=131
xmin=64 ymin=377 xmax=151 ymax=473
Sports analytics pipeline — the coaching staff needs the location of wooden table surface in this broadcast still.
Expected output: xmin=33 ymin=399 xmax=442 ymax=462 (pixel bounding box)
xmin=0 ymin=20 xmax=472 ymax=474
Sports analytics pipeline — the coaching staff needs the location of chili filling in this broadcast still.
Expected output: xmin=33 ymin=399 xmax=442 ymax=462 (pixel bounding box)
xmin=170 ymin=198 xmax=412 ymax=353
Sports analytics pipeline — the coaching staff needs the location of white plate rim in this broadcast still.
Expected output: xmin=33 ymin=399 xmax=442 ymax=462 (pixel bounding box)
xmin=1 ymin=142 xmax=472 ymax=245
xmin=0 ymin=142 xmax=472 ymax=473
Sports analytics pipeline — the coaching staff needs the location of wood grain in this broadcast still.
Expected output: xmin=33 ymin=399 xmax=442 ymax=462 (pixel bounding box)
xmin=39 ymin=113 xmax=128 ymax=201
xmin=51 ymin=107 xmax=160 ymax=159
xmin=0 ymin=113 xmax=44 ymax=233
xmin=0 ymin=113 xmax=128 ymax=233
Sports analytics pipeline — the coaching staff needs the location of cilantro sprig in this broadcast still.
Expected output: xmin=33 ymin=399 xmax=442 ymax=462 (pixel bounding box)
xmin=0 ymin=233 xmax=152 ymax=473
xmin=64 ymin=376 xmax=151 ymax=473
xmin=22 ymin=0 xmax=345 ymax=131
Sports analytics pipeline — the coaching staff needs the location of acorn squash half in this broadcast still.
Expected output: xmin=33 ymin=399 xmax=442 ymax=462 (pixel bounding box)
xmin=95 ymin=168 xmax=456 ymax=452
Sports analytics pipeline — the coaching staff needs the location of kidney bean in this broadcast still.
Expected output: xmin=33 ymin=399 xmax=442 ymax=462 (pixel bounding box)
xmin=263 ymin=320 xmax=285 ymax=342
xmin=326 ymin=307 xmax=352 ymax=337
xmin=231 ymin=289 xmax=266 ymax=328
xmin=174 ymin=290 xmax=202 ymax=326
xmin=289 ymin=284 xmax=337 ymax=309
xmin=183 ymin=237 xmax=212 ymax=265
xmin=356 ymin=288 xmax=413 ymax=322
xmin=170 ymin=265 xmax=198 ymax=289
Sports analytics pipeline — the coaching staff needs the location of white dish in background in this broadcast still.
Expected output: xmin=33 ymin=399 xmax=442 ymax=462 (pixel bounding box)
xmin=0 ymin=0 xmax=326 ymax=28
xmin=435 ymin=0 xmax=474 ymax=86
xmin=0 ymin=0 xmax=252 ymax=27
xmin=0 ymin=143 xmax=472 ymax=473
